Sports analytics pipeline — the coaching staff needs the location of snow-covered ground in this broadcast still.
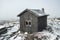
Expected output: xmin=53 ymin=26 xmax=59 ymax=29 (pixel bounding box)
xmin=0 ymin=25 xmax=6 ymax=29
xmin=0 ymin=23 xmax=20 ymax=40
xmin=0 ymin=19 xmax=60 ymax=40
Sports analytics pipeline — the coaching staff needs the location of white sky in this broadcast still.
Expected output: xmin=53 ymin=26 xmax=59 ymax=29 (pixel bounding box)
xmin=0 ymin=0 xmax=60 ymax=20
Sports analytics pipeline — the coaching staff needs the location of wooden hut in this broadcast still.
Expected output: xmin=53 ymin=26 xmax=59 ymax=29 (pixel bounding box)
xmin=17 ymin=8 xmax=48 ymax=33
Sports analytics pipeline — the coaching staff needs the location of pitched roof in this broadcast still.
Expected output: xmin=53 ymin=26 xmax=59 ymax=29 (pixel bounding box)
xmin=17 ymin=9 xmax=49 ymax=17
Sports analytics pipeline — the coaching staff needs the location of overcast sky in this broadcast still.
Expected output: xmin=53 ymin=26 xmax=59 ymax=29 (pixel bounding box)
xmin=0 ymin=0 xmax=60 ymax=20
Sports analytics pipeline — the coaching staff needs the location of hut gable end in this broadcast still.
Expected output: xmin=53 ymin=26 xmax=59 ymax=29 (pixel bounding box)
xmin=17 ymin=8 xmax=49 ymax=33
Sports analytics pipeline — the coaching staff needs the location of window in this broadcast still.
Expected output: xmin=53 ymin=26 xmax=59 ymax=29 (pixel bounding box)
xmin=26 ymin=21 xmax=28 ymax=25
xmin=29 ymin=22 xmax=31 ymax=25
xmin=25 ymin=20 xmax=31 ymax=27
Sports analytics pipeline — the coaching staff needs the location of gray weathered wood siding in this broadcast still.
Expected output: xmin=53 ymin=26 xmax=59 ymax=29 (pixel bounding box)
xmin=38 ymin=16 xmax=47 ymax=31
xmin=20 ymin=11 xmax=38 ymax=33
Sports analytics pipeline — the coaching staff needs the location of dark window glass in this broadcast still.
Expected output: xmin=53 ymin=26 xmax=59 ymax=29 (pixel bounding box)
xmin=29 ymin=22 xmax=31 ymax=25
xmin=26 ymin=22 xmax=28 ymax=25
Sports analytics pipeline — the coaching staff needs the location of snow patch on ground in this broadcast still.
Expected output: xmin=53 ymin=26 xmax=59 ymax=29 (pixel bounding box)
xmin=0 ymin=19 xmax=60 ymax=40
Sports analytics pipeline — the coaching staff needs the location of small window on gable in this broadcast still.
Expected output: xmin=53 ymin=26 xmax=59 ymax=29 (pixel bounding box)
xmin=29 ymin=22 xmax=31 ymax=25
xmin=25 ymin=20 xmax=31 ymax=27
xmin=26 ymin=21 xmax=28 ymax=25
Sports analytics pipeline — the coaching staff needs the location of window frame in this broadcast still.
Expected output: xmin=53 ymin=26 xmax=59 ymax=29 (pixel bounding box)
xmin=25 ymin=20 xmax=32 ymax=27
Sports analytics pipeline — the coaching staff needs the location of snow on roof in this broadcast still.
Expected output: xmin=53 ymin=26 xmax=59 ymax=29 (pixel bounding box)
xmin=29 ymin=9 xmax=48 ymax=17
xmin=18 ymin=9 xmax=49 ymax=17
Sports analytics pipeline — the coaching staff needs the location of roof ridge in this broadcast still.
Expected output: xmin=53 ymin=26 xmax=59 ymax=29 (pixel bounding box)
xmin=17 ymin=9 xmax=49 ymax=17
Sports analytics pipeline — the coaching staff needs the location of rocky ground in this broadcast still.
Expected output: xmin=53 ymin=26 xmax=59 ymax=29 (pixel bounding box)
xmin=0 ymin=19 xmax=60 ymax=40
